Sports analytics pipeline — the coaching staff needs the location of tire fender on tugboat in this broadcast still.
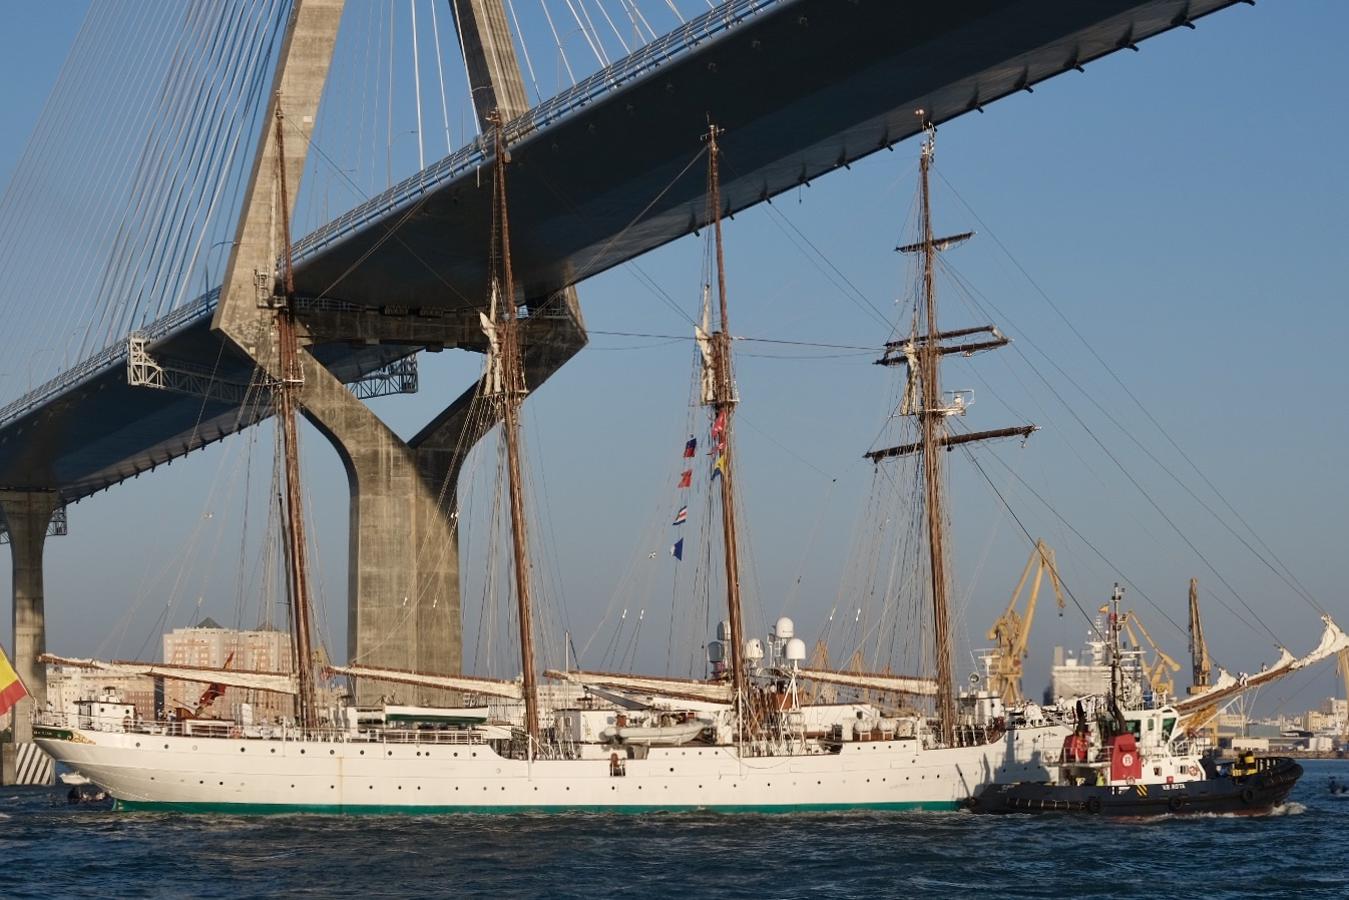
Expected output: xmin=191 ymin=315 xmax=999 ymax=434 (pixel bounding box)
xmin=1240 ymin=785 xmax=1256 ymax=805
xmin=1167 ymin=795 xmax=1183 ymax=813
xmin=1086 ymin=796 xmax=1103 ymax=814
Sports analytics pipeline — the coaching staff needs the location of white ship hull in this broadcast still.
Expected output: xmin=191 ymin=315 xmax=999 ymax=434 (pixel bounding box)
xmin=36 ymin=723 xmax=1068 ymax=814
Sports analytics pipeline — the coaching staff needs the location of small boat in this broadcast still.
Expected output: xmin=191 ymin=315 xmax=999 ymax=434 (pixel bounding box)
xmin=600 ymin=713 xmax=710 ymax=747
xmin=969 ymin=588 xmax=1305 ymax=817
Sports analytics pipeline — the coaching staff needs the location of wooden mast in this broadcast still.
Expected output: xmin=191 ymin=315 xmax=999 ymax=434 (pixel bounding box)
xmin=914 ymin=128 xmax=957 ymax=745
xmin=271 ymin=101 xmax=318 ymax=730
xmin=706 ymin=123 xmax=749 ymax=719
xmin=868 ymin=120 xmax=1036 ymax=746
xmin=488 ymin=111 xmax=540 ymax=746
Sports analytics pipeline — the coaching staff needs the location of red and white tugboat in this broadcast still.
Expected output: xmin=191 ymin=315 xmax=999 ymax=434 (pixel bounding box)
xmin=969 ymin=586 xmax=1303 ymax=817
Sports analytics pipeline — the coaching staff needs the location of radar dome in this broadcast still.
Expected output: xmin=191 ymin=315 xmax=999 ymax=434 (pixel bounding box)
xmin=774 ymin=617 xmax=795 ymax=640
xmin=745 ymin=638 xmax=765 ymax=661
xmin=708 ymin=640 xmax=725 ymax=663
xmin=785 ymin=638 xmax=807 ymax=662
xmin=716 ymin=620 xmax=731 ymax=642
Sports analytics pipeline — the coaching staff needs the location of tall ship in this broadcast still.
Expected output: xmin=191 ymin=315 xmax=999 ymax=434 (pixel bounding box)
xmin=34 ymin=116 xmax=1156 ymax=814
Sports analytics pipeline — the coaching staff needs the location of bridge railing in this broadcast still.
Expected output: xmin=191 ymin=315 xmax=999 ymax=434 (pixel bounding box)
xmin=0 ymin=290 xmax=219 ymax=429
xmin=0 ymin=0 xmax=785 ymax=430
xmin=290 ymin=0 xmax=785 ymax=264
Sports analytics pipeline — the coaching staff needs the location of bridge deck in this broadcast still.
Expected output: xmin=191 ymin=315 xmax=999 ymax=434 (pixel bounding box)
xmin=0 ymin=0 xmax=1239 ymax=502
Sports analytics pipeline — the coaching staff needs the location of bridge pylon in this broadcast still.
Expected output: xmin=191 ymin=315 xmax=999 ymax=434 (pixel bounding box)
xmin=0 ymin=489 xmax=61 ymax=785
xmin=211 ymin=0 xmax=584 ymax=705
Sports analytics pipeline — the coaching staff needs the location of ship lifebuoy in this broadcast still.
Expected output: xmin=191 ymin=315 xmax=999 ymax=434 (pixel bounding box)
xmin=1086 ymin=796 xmax=1103 ymax=814
xmin=1168 ymin=795 xmax=1183 ymax=813
xmin=1240 ymin=786 xmax=1256 ymax=805
xmin=1188 ymin=765 xmax=1200 ymax=777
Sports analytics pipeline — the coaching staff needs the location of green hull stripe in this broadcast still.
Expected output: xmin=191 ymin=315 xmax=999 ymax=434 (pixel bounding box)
xmin=114 ymin=799 xmax=962 ymax=816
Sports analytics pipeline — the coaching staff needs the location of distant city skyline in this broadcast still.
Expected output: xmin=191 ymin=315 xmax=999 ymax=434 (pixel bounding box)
xmin=1 ymin=2 xmax=1346 ymax=719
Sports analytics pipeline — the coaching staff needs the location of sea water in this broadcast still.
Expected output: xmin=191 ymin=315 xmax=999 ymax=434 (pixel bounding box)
xmin=2 ymin=760 xmax=1345 ymax=899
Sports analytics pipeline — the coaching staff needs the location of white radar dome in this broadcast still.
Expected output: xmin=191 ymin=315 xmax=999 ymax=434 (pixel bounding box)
xmin=774 ymin=617 xmax=795 ymax=640
xmin=716 ymin=620 xmax=731 ymax=642
xmin=745 ymin=638 xmax=765 ymax=661
xmin=785 ymin=638 xmax=807 ymax=662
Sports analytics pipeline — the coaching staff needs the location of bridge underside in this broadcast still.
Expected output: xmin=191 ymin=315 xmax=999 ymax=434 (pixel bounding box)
xmin=0 ymin=0 xmax=1240 ymax=501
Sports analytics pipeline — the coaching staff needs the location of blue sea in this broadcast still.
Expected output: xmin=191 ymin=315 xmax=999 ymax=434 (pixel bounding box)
xmin=3 ymin=761 xmax=1346 ymax=899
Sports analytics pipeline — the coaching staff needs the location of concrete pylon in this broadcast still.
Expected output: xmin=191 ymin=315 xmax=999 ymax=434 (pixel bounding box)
xmin=1 ymin=489 xmax=60 ymax=785
xmin=211 ymin=0 xmax=585 ymax=704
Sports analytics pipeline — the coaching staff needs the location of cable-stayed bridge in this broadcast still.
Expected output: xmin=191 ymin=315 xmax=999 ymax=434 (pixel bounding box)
xmin=0 ymin=0 xmax=1244 ymax=782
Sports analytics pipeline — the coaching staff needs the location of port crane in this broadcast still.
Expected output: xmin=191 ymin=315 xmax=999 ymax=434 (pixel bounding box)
xmin=1187 ymin=577 xmax=1212 ymax=694
xmin=1123 ymin=610 xmax=1182 ymax=699
xmin=986 ymin=539 xmax=1065 ymax=704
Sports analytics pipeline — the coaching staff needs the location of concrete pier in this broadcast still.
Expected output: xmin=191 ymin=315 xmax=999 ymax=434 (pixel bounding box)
xmin=1 ymin=489 xmax=60 ymax=785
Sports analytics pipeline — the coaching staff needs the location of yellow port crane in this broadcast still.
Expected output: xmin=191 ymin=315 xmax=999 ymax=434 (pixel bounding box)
xmin=1187 ymin=577 xmax=1212 ymax=694
xmin=1123 ymin=610 xmax=1183 ymax=699
xmin=987 ymin=539 xmax=1065 ymax=704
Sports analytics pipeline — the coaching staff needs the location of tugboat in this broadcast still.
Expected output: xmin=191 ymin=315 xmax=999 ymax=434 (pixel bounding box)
xmin=969 ymin=586 xmax=1303 ymax=817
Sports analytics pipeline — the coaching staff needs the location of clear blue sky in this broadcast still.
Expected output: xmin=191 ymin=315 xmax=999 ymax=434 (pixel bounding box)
xmin=1 ymin=2 xmax=1346 ymax=718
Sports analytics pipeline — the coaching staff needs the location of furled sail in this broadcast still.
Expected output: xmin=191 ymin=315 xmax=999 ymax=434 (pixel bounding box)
xmin=324 ymin=664 xmax=524 ymax=700
xmin=789 ymin=667 xmax=939 ymax=697
xmin=546 ymin=669 xmax=732 ymax=703
xmin=39 ymin=654 xmax=297 ymax=694
xmin=1174 ymin=616 xmax=1349 ymax=717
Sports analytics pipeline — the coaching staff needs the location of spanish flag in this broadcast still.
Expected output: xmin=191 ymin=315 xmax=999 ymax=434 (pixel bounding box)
xmin=0 ymin=646 xmax=27 ymax=718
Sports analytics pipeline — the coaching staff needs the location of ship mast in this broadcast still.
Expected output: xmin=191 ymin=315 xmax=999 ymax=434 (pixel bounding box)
xmin=867 ymin=120 xmax=1035 ymax=746
xmin=704 ymin=123 xmax=749 ymax=719
xmin=487 ymin=111 xmax=540 ymax=746
xmin=271 ymin=102 xmax=318 ymax=730
xmin=913 ymin=128 xmax=958 ymax=744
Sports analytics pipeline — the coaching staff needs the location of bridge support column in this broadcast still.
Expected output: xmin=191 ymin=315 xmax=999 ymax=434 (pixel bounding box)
xmin=295 ymin=359 xmax=461 ymax=705
xmin=0 ymin=490 xmax=59 ymax=785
